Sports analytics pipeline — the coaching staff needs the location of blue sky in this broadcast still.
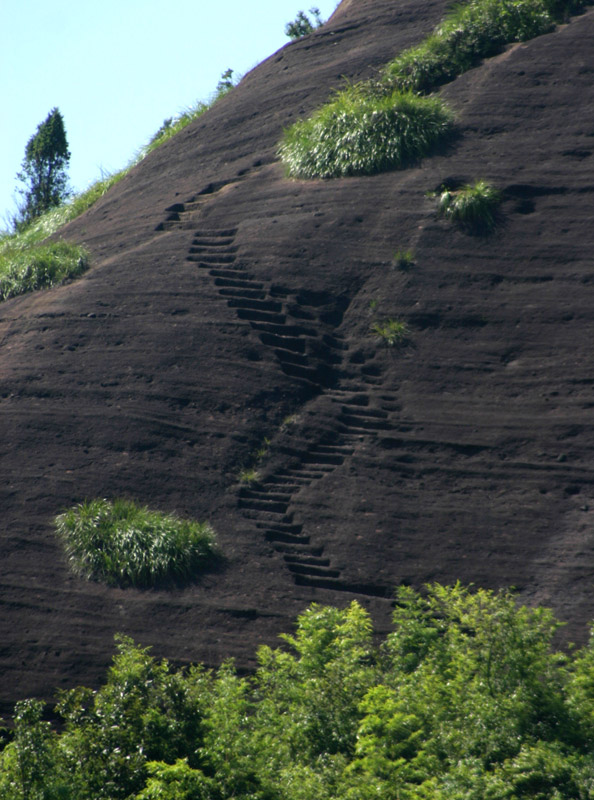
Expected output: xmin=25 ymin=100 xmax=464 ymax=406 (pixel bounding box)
xmin=1 ymin=0 xmax=340 ymax=226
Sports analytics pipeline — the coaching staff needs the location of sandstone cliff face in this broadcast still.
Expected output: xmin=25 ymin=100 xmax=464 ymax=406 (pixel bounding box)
xmin=1 ymin=0 xmax=593 ymax=714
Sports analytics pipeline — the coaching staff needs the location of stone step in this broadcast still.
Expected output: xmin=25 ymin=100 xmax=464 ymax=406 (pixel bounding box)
xmin=258 ymin=332 xmax=306 ymax=353
xmin=187 ymin=253 xmax=236 ymax=264
xmin=274 ymin=349 xmax=309 ymax=366
xmin=189 ymin=244 xmax=238 ymax=254
xmin=238 ymin=498 xmax=289 ymax=514
xmin=240 ymin=488 xmax=292 ymax=502
xmin=209 ymin=268 xmax=249 ymax=279
xmin=250 ymin=322 xmax=317 ymax=337
xmin=339 ymin=414 xmax=391 ymax=430
xmin=213 ymin=277 xmax=264 ymax=289
xmin=340 ymin=406 xmax=388 ymax=419
xmin=261 ymin=481 xmax=302 ymax=493
xmin=265 ymin=530 xmax=310 ymax=545
xmin=228 ymin=297 xmax=283 ymax=313
xmin=192 ymin=229 xmax=237 ymax=240
xmin=255 ymin=521 xmax=303 ymax=535
xmin=237 ymin=309 xmax=287 ymax=325
xmin=218 ymin=288 xmax=267 ymax=300
xmin=280 ymin=363 xmax=322 ymax=384
xmin=286 ymin=563 xmax=340 ymax=578
xmin=284 ymin=554 xmax=331 ymax=567
xmin=302 ymin=452 xmax=344 ymax=466
xmin=274 ymin=543 xmax=324 ymax=557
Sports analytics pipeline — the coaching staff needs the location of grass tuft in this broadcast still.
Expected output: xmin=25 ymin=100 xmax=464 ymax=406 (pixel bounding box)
xmin=438 ymin=179 xmax=501 ymax=232
xmin=371 ymin=318 xmax=409 ymax=346
xmin=279 ymin=87 xmax=453 ymax=179
xmin=383 ymin=0 xmax=576 ymax=94
xmin=0 ymin=241 xmax=89 ymax=301
xmin=55 ymin=498 xmax=218 ymax=588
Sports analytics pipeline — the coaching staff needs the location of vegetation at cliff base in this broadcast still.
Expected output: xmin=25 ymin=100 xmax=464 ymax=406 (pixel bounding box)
xmin=4 ymin=583 xmax=594 ymax=799
xmin=55 ymin=498 xmax=218 ymax=588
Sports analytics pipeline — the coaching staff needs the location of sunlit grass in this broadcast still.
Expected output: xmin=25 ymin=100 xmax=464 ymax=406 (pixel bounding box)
xmin=0 ymin=241 xmax=89 ymax=301
xmin=371 ymin=318 xmax=409 ymax=346
xmin=55 ymin=498 xmax=219 ymax=588
xmin=279 ymin=87 xmax=453 ymax=178
xmin=383 ymin=0 xmax=575 ymax=94
xmin=438 ymin=180 xmax=501 ymax=232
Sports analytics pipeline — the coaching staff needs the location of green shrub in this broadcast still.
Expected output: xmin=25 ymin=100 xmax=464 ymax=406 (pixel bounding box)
xmin=383 ymin=0 xmax=568 ymax=94
xmin=279 ymin=87 xmax=453 ymax=179
xmin=371 ymin=318 xmax=409 ymax=346
xmin=0 ymin=240 xmax=89 ymax=301
xmin=285 ymin=7 xmax=323 ymax=39
xmin=55 ymin=498 xmax=218 ymax=588
xmin=438 ymin=179 xmax=501 ymax=232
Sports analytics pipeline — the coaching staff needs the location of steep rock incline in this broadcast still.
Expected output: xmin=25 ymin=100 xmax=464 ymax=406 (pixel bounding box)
xmin=1 ymin=0 xmax=593 ymax=715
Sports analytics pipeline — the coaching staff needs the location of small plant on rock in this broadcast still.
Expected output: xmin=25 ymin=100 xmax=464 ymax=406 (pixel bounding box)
xmin=372 ymin=318 xmax=409 ymax=346
xmin=393 ymin=248 xmax=415 ymax=270
xmin=438 ymin=179 xmax=501 ymax=232
xmin=285 ymin=7 xmax=323 ymax=39
xmin=55 ymin=498 xmax=218 ymax=587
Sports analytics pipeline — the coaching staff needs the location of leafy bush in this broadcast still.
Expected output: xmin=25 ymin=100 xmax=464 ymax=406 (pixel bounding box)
xmin=438 ymin=179 xmax=501 ymax=232
xmin=383 ymin=0 xmax=577 ymax=94
xmin=372 ymin=318 xmax=409 ymax=346
xmin=0 ymin=240 xmax=89 ymax=301
xmin=285 ymin=7 xmax=323 ymax=39
xmin=5 ymin=585 xmax=594 ymax=799
xmin=279 ymin=87 xmax=453 ymax=178
xmin=55 ymin=498 xmax=218 ymax=588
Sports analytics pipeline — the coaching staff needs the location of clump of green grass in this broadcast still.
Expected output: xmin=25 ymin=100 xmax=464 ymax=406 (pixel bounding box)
xmin=438 ymin=180 xmax=501 ymax=232
xmin=55 ymin=498 xmax=218 ymax=588
xmin=393 ymin=248 xmax=415 ymax=270
xmin=371 ymin=318 xmax=409 ymax=346
xmin=279 ymin=87 xmax=453 ymax=179
xmin=383 ymin=0 xmax=577 ymax=94
xmin=239 ymin=468 xmax=261 ymax=485
xmin=0 ymin=241 xmax=89 ymax=301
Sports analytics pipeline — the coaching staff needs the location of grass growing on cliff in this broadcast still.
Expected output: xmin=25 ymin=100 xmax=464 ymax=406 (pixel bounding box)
xmin=0 ymin=241 xmax=89 ymax=301
xmin=279 ymin=87 xmax=453 ymax=178
xmin=279 ymin=0 xmax=586 ymax=179
xmin=383 ymin=0 xmax=566 ymax=94
xmin=55 ymin=498 xmax=218 ymax=588
xmin=438 ymin=179 xmax=501 ymax=232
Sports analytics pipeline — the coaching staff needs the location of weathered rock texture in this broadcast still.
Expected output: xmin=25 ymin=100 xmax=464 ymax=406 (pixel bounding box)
xmin=1 ymin=0 xmax=594 ymax=716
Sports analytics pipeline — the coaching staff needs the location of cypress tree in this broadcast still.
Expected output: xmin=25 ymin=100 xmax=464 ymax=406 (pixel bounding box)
xmin=15 ymin=107 xmax=71 ymax=228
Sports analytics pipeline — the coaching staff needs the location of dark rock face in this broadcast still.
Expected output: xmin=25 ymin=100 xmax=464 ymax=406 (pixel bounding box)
xmin=1 ymin=0 xmax=594 ymax=715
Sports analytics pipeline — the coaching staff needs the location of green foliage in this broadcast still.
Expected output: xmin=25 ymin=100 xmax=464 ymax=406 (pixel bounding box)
xmin=371 ymin=318 xmax=409 ymax=346
xmin=438 ymin=180 xmax=501 ymax=232
xmin=393 ymin=248 xmax=415 ymax=270
xmin=0 ymin=241 xmax=89 ymax=301
xmin=280 ymin=87 xmax=453 ymax=179
xmin=55 ymin=498 xmax=218 ymax=588
xmin=383 ymin=0 xmax=578 ymax=95
xmin=285 ymin=7 xmax=323 ymax=39
xmin=6 ymin=585 xmax=594 ymax=799
xmin=15 ymin=108 xmax=71 ymax=229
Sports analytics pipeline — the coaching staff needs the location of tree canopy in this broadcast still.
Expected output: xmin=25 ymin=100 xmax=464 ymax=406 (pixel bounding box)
xmin=15 ymin=107 xmax=70 ymax=229
xmin=2 ymin=584 xmax=594 ymax=799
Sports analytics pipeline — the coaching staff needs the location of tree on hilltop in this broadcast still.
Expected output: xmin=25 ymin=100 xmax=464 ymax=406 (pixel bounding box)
xmin=14 ymin=107 xmax=71 ymax=229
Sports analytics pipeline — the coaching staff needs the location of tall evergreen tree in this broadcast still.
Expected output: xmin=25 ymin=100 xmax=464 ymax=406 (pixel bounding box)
xmin=15 ymin=107 xmax=70 ymax=228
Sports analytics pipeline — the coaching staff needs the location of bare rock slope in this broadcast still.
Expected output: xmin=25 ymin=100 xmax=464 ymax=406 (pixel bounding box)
xmin=1 ymin=0 xmax=594 ymax=714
